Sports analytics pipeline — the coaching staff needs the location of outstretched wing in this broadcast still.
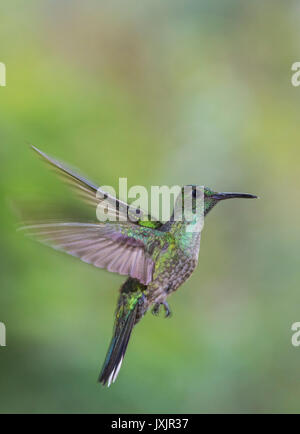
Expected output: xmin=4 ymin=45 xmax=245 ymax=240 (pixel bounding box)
xmin=31 ymin=146 xmax=157 ymax=224
xmin=19 ymin=222 xmax=161 ymax=285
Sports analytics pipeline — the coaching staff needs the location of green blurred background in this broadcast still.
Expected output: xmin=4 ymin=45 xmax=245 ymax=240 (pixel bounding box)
xmin=1 ymin=0 xmax=300 ymax=413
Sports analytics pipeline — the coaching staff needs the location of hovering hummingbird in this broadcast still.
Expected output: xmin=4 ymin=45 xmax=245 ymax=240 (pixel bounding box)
xmin=21 ymin=146 xmax=257 ymax=387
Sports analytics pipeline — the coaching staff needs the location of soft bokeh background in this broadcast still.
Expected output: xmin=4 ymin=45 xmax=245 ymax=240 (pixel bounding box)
xmin=1 ymin=0 xmax=300 ymax=413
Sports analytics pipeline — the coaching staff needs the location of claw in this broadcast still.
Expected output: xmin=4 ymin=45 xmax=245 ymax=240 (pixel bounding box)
xmin=151 ymin=303 xmax=161 ymax=316
xmin=163 ymin=301 xmax=172 ymax=318
xmin=151 ymin=301 xmax=172 ymax=318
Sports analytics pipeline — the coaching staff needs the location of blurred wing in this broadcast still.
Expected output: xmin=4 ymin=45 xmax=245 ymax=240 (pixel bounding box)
xmin=31 ymin=146 xmax=151 ymax=223
xmin=20 ymin=222 xmax=155 ymax=285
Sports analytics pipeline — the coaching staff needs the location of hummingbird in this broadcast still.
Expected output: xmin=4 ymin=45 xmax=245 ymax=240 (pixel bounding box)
xmin=21 ymin=146 xmax=257 ymax=387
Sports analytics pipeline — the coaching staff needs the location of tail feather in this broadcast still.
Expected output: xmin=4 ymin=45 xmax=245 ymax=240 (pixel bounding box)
xmin=99 ymin=303 xmax=138 ymax=387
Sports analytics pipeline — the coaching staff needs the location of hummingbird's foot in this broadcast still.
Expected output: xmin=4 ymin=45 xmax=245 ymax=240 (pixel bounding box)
xmin=151 ymin=303 xmax=161 ymax=316
xmin=162 ymin=301 xmax=172 ymax=318
xmin=151 ymin=301 xmax=172 ymax=318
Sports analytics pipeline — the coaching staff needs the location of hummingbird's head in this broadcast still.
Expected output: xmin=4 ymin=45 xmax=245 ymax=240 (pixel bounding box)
xmin=179 ymin=185 xmax=257 ymax=218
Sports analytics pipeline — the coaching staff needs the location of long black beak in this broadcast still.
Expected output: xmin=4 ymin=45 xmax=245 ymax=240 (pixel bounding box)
xmin=212 ymin=192 xmax=258 ymax=200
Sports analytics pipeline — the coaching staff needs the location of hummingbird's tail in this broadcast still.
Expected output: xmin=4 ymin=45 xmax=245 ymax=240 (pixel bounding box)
xmin=99 ymin=287 xmax=142 ymax=387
